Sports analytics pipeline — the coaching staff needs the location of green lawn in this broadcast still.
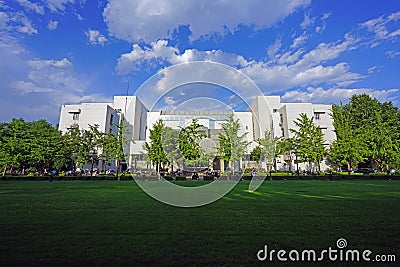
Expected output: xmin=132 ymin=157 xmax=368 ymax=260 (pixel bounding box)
xmin=0 ymin=180 xmax=399 ymax=266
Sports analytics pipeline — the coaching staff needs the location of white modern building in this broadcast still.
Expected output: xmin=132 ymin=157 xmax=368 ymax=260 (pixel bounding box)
xmin=59 ymin=95 xmax=335 ymax=172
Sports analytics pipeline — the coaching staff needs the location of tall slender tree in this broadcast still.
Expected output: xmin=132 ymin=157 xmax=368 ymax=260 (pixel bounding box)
xmin=217 ymin=115 xmax=248 ymax=172
xmin=143 ymin=120 xmax=168 ymax=173
xmin=290 ymin=114 xmax=326 ymax=173
xmin=257 ymin=130 xmax=277 ymax=173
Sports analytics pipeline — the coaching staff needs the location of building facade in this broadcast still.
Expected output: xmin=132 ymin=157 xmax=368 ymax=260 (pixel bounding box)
xmin=58 ymin=95 xmax=335 ymax=172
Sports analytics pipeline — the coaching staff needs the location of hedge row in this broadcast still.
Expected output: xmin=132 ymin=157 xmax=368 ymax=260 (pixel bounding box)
xmin=1 ymin=175 xmax=399 ymax=181
xmin=0 ymin=175 xmax=158 ymax=181
xmin=242 ymin=175 xmax=400 ymax=180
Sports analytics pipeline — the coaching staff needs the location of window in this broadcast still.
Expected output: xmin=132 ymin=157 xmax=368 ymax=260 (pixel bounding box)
xmin=110 ymin=114 xmax=114 ymax=125
xmin=273 ymin=109 xmax=278 ymax=113
xmin=245 ymin=126 xmax=248 ymax=130
xmin=314 ymin=113 xmax=320 ymax=120
xmin=73 ymin=113 xmax=79 ymax=120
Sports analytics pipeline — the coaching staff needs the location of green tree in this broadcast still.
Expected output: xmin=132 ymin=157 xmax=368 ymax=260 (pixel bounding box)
xmin=276 ymin=137 xmax=295 ymax=172
xmin=290 ymin=114 xmax=326 ymax=173
xmin=106 ymin=120 xmax=134 ymax=178
xmin=0 ymin=119 xmax=29 ymax=175
xmin=161 ymin=126 xmax=182 ymax=172
xmin=257 ymin=130 xmax=278 ymax=173
xmin=178 ymin=119 xmax=206 ymax=163
xmin=250 ymin=146 xmax=262 ymax=162
xmin=329 ymin=104 xmax=365 ymax=173
xmin=64 ymin=125 xmax=85 ymax=172
xmin=143 ymin=120 xmax=168 ymax=173
xmin=335 ymin=94 xmax=400 ymax=172
xmin=217 ymin=115 xmax=248 ymax=172
xmin=28 ymin=120 xmax=66 ymax=173
xmin=0 ymin=119 xmax=68 ymax=175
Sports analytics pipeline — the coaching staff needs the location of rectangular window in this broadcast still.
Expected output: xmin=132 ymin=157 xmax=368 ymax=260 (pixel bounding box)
xmin=314 ymin=113 xmax=320 ymax=120
xmin=110 ymin=114 xmax=114 ymax=125
xmin=73 ymin=113 xmax=79 ymax=120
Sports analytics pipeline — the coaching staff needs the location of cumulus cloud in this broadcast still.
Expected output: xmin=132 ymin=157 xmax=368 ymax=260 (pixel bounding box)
xmin=117 ymin=39 xmax=249 ymax=74
xmin=282 ymin=87 xmax=399 ymax=104
xmin=85 ymin=29 xmax=108 ymax=45
xmin=103 ymin=0 xmax=311 ymax=43
xmin=47 ymin=20 xmax=58 ymax=30
xmin=0 ymin=45 xmax=109 ymax=123
xmin=117 ymin=36 xmax=363 ymax=91
xmin=13 ymin=58 xmax=78 ymax=94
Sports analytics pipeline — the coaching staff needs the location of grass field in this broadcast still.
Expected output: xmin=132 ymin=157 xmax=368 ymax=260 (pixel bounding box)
xmin=0 ymin=180 xmax=399 ymax=266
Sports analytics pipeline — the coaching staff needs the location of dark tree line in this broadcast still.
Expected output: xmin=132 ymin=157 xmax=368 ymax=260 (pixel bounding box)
xmin=0 ymin=119 xmax=130 ymax=176
xmin=329 ymin=94 xmax=400 ymax=172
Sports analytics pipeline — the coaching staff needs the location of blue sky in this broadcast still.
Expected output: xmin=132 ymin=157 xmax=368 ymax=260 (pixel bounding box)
xmin=1 ymin=0 xmax=400 ymax=124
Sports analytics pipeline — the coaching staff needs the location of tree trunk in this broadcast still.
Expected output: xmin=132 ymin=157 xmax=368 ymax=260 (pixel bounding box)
xmin=102 ymin=159 xmax=106 ymax=174
xmin=116 ymin=160 xmax=120 ymax=181
xmin=347 ymin=162 xmax=351 ymax=175
xmin=2 ymin=164 xmax=7 ymax=176
xmin=90 ymin=160 xmax=94 ymax=176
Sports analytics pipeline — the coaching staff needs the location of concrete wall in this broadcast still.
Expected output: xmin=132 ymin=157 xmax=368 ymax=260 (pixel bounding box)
xmin=59 ymin=103 xmax=118 ymax=134
xmin=58 ymin=95 xmax=337 ymax=172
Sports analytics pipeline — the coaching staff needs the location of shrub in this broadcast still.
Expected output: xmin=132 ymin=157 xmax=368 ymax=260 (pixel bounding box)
xmin=203 ymin=175 xmax=214 ymax=181
xmin=175 ymin=176 xmax=187 ymax=181
xmin=163 ymin=175 xmax=173 ymax=181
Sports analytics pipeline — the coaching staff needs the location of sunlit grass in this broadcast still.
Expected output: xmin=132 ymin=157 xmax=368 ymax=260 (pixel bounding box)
xmin=0 ymin=180 xmax=399 ymax=266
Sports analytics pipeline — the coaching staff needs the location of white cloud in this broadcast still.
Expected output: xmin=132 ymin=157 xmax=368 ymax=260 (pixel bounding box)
xmin=282 ymin=87 xmax=399 ymax=104
xmin=0 ymin=11 xmax=8 ymax=27
xmin=14 ymin=13 xmax=37 ymax=34
xmin=367 ymin=66 xmax=378 ymax=74
xmin=300 ymin=12 xmax=316 ymax=29
xmin=47 ymin=20 xmax=58 ymax=30
xmin=45 ymin=0 xmax=75 ymax=13
xmin=358 ymin=11 xmax=400 ymax=47
xmin=321 ymin=12 xmax=331 ymax=20
xmin=0 ymin=3 xmax=39 ymax=35
xmin=103 ymin=0 xmax=311 ymax=43
xmin=290 ymin=33 xmax=308 ymax=49
xmin=13 ymin=58 xmax=77 ymax=94
xmin=117 ymin=39 xmax=249 ymax=74
xmin=117 ymin=36 xmax=364 ymax=91
xmin=267 ymin=38 xmax=282 ymax=59
xmin=16 ymin=0 xmax=45 ymax=15
xmin=315 ymin=12 xmax=331 ymax=33
xmin=7 ymin=57 xmax=110 ymax=122
xmin=386 ymin=50 xmax=400 ymax=58
xmin=85 ymin=29 xmax=108 ymax=45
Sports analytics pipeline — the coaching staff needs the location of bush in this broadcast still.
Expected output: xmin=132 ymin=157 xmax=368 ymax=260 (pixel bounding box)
xmin=203 ymin=175 xmax=214 ymax=181
xmin=175 ymin=176 xmax=187 ymax=181
xmin=163 ymin=175 xmax=173 ymax=181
